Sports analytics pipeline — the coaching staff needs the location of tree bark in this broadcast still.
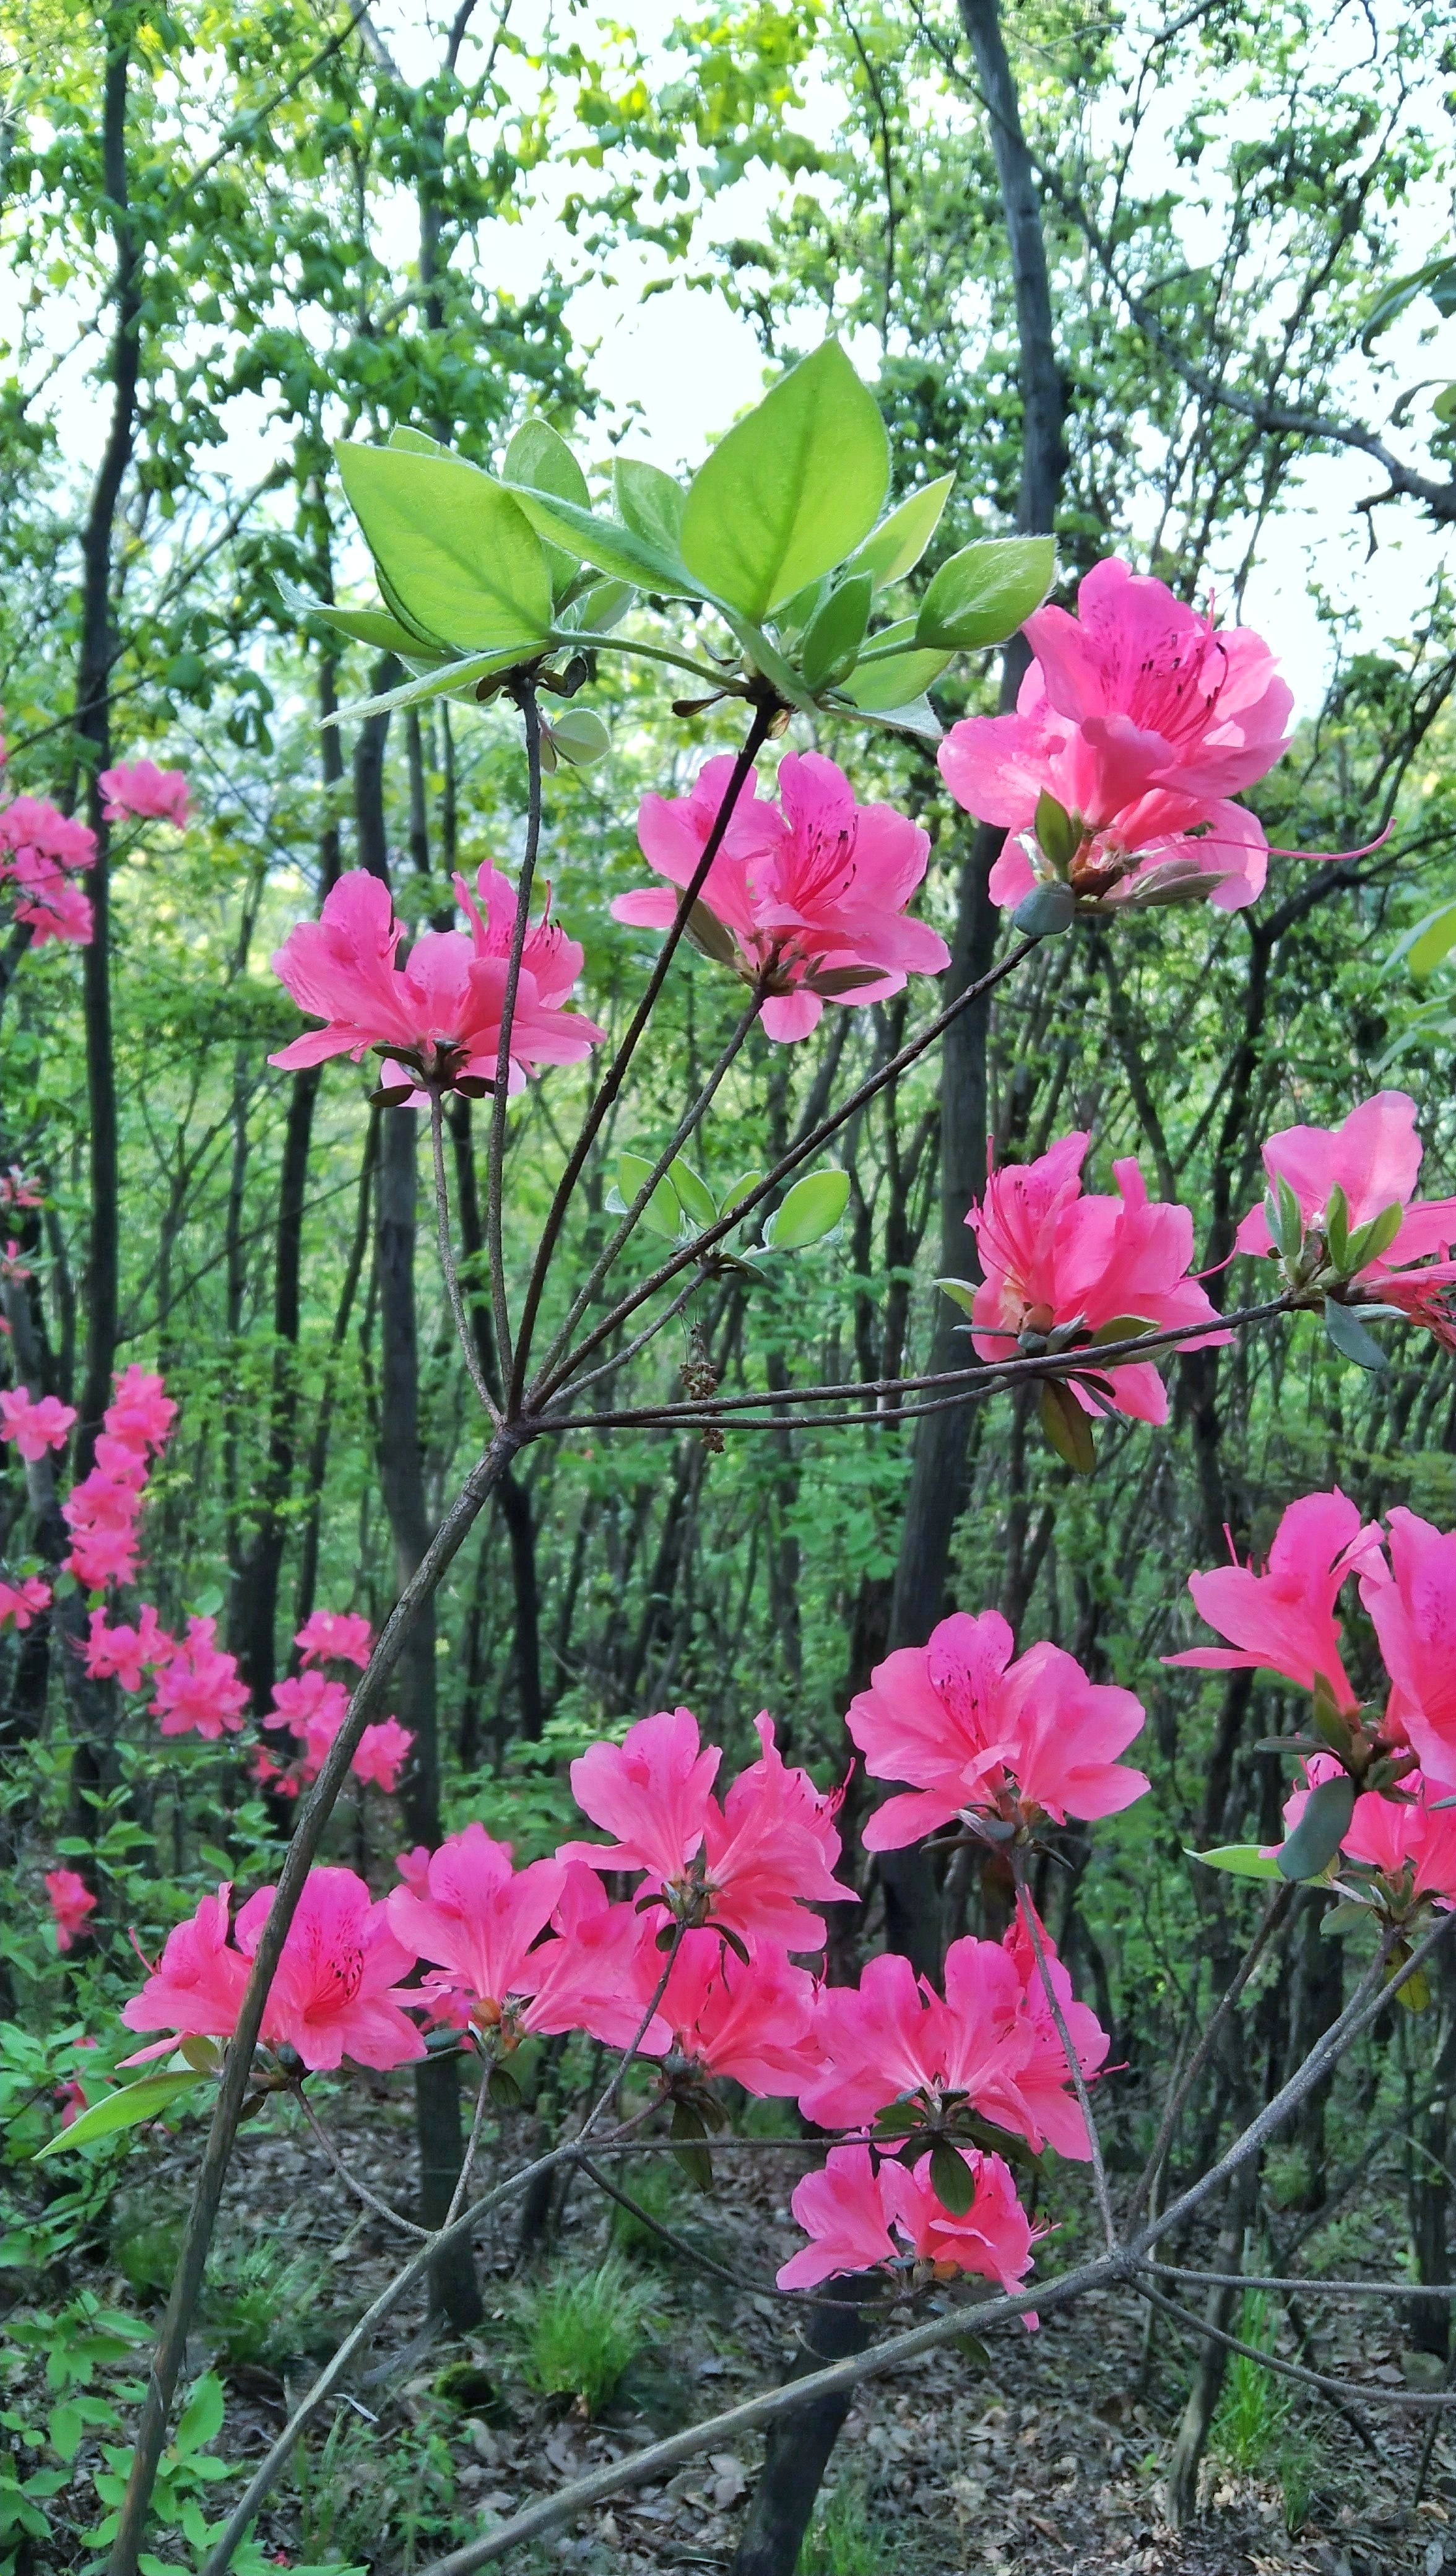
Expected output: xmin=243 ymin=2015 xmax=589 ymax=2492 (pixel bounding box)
xmin=880 ymin=0 xmax=1067 ymax=1975
xmin=728 ymin=2287 xmax=872 ymax=2576
xmin=74 ymin=20 xmax=142 ymax=1473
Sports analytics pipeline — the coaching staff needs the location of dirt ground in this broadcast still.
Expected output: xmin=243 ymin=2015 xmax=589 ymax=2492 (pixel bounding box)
xmin=54 ymin=2074 xmax=1444 ymax=2576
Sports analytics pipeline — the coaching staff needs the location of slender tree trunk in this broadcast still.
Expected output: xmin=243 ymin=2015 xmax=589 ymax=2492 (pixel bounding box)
xmin=356 ymin=704 xmax=480 ymax=2330
xmin=880 ymin=0 xmax=1067 ymax=1977
xmin=728 ymin=2287 xmax=872 ymax=2576
xmin=74 ymin=21 xmax=141 ymax=1475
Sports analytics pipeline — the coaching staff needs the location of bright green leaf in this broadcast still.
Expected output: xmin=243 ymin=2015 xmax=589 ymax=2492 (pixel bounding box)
xmin=172 ymin=2373 xmax=225 ymax=2459
xmin=334 ymin=444 xmax=552 ymax=653
xmin=546 ymin=708 xmax=610 ymax=768
xmin=1039 ymin=1378 xmax=1096 ymax=1474
xmin=763 ymin=1168 xmax=850 ymax=1250
xmin=613 ymin=458 xmax=687 ymax=558
xmin=1187 ymin=1844 xmax=1285 ymax=1880
xmin=503 ymin=421 xmax=591 ymax=599
xmin=273 ymin=576 xmax=435 ymax=661
xmin=936 ymin=1276 xmax=979 ymax=1318
xmin=508 ymin=486 xmax=691 ymax=594
xmin=915 ymin=536 xmax=1056 ymax=652
xmin=670 ymin=1160 xmax=717 ymax=1230
xmin=34 ymin=2069 xmax=207 ymax=2160
xmin=679 ymin=340 xmax=888 ymax=619
xmin=800 ymin=572 xmax=872 ymax=690
xmin=849 ymin=473 xmax=955 ymax=590
xmin=615 ymin=1154 xmax=683 ymax=1241
xmin=1388 ymin=899 xmax=1456 ymax=985
xmin=838 ymin=619 xmax=951 ymax=711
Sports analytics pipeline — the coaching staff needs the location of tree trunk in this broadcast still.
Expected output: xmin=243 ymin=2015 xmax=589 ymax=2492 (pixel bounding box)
xmin=728 ymin=2286 xmax=872 ymax=2576
xmin=1164 ymin=2156 xmax=1260 ymax=2526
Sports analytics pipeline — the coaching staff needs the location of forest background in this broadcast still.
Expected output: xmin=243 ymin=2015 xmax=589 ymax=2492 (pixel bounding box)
xmin=7 ymin=0 xmax=1456 ymax=2570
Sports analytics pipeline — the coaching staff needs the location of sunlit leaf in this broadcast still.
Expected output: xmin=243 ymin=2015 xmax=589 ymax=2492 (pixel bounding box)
xmin=680 ymin=340 xmax=888 ymax=619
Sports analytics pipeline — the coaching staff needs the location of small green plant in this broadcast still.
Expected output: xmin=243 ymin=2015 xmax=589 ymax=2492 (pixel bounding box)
xmin=512 ymin=2254 xmax=661 ymax=2415
xmin=797 ymin=2478 xmax=892 ymax=2575
xmin=1210 ymin=2292 xmax=1291 ymax=2471
xmin=1278 ymin=2427 xmax=1319 ymax=2534
xmin=607 ymin=2157 xmax=689 ymax=2260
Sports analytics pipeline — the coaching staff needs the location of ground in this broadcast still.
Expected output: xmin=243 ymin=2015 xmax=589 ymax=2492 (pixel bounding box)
xmin=11 ymin=2074 xmax=1453 ymax=2576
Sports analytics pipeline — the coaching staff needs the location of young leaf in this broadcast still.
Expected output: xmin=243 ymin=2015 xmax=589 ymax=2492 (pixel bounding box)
xmin=670 ymin=1160 xmax=717 ymax=1230
xmin=558 ymin=577 xmax=635 ymax=634
xmin=333 ymin=445 xmax=553 ymax=653
xmin=669 ymin=2100 xmax=715 ymax=2193
xmin=679 ymin=340 xmax=889 ymax=620
xmin=928 ymin=2138 xmax=979 ymax=2216
xmin=1276 ymin=1773 xmax=1355 ymax=1880
xmin=848 ymin=472 xmax=955 ymax=591
xmin=1033 ymin=791 xmax=1078 ymax=872
xmin=1038 ymin=1378 xmax=1095 ymax=1475
xmin=1343 ymin=1199 xmax=1403 ymax=1274
xmin=503 ymin=419 xmax=592 ymax=599
xmin=616 ymin=1153 xmax=683 ymax=1242
xmin=838 ymin=622 xmax=953 ymax=711
xmin=717 ymin=1170 xmax=764 ymax=1218
xmin=1090 ymin=1316 xmax=1158 ymax=1346
xmin=800 ymin=572 xmax=873 ymax=690
xmin=495 ymin=485 xmax=690 ymax=597
xmin=762 ymin=1168 xmax=850 ymax=1250
xmin=936 ymin=1276 xmax=979 ymax=1318
xmin=613 ymin=458 xmax=688 ymax=557
xmin=1385 ymin=897 xmax=1456 ymax=985
xmin=1323 ymin=1296 xmax=1387 ymax=1372
xmin=545 ymin=708 xmax=610 ymax=768
xmin=856 ymin=692 xmax=944 ymax=742
xmin=171 ymin=2373 xmax=225 ymax=2459
xmin=33 ymin=2068 xmax=207 ymax=2160
xmin=273 ymin=575 xmax=435 ymax=661
xmin=914 ymin=536 xmax=1055 ymax=652
xmin=684 ymin=900 xmax=739 ymax=967
xmin=1324 ymin=1181 xmax=1351 ymax=1271
xmin=1273 ymin=1173 xmax=1306 ymax=1260
xmin=1187 ymin=1843 xmax=1285 ymax=1880
xmin=389 ymin=425 xmax=446 ymax=455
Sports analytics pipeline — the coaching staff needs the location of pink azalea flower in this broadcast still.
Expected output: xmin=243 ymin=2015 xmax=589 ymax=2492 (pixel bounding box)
xmin=1164 ymin=1488 xmax=1384 ymax=1713
xmin=97 ymin=759 xmax=191 ymax=828
xmin=566 ymin=1708 xmax=855 ymax=1952
xmin=45 ymin=1866 xmax=97 ymax=1951
xmin=396 ymin=1845 xmax=433 ymax=1896
xmin=63 ymin=1502 xmax=142 ymax=1590
xmin=352 ymin=1717 xmax=413 ymax=1793
xmin=964 ymin=1133 xmax=1223 ymax=1424
xmin=657 ymin=1930 xmax=823 ymax=2094
xmin=262 ymin=1670 xmax=351 ymax=1785
xmin=518 ymin=1862 xmax=674 ymax=2052
xmin=0 ymin=796 xmax=96 ymax=874
xmin=613 ymin=751 xmax=950 ymax=1043
xmin=13 ymin=876 xmax=94 ymax=944
xmin=150 ymin=1616 xmax=249 ymax=1739
xmin=121 ymin=1883 xmax=251 ymax=2053
xmin=295 ymin=1608 xmax=373 ymax=1669
xmin=776 ymin=2145 xmax=902 ymax=2289
xmin=0 ymin=1387 xmax=77 ymax=1460
xmin=1359 ymin=1508 xmax=1456 ymax=1790
xmin=1234 ymin=1093 xmax=1456 ymax=1340
xmin=56 ymin=2039 xmax=98 ymax=2129
xmin=105 ymin=1365 xmax=176 ymax=1455
xmin=849 ymin=1608 xmax=1148 ymax=1848
xmin=0 ymin=1574 xmax=51 ymax=1630
xmin=938 ymin=558 xmax=1291 ymax=913
xmin=82 ymin=1603 xmax=173 ymax=1691
xmin=269 ymin=868 xmax=604 ymax=1099
xmin=800 ymin=1922 xmax=1107 ymax=2158
xmin=885 ymin=2147 xmax=1042 ymax=2306
xmin=123 ymin=1871 xmax=427 ymax=2073
xmin=385 ymin=1822 xmax=566 ymax=2035
xmin=0 ymin=1167 xmax=44 ymax=1211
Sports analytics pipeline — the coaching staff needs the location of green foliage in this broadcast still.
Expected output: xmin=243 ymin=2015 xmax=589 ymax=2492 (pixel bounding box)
xmin=797 ymin=2478 xmax=894 ymax=2575
xmin=511 ymin=2255 xmax=662 ymax=2414
xmin=679 ymin=341 xmax=888 ymax=620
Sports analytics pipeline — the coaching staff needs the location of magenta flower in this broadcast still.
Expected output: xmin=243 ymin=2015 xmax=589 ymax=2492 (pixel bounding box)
xmin=0 ymin=1388 xmax=77 ymax=1460
xmin=352 ymin=1718 xmax=414 ymax=1794
xmin=150 ymin=1615 xmax=249 ymax=1739
xmin=98 ymin=760 xmax=191 ymax=828
xmin=45 ymin=1867 xmax=97 ymax=1952
xmin=105 ymin=1365 xmax=177 ymax=1455
xmin=657 ymin=1930 xmax=823 ymax=2095
xmin=518 ymin=1863 xmax=674 ymax=2053
xmin=386 ymin=1822 xmax=566 ymax=2037
xmin=123 ymin=1872 xmax=425 ymax=2073
xmin=964 ymin=1132 xmax=1223 ymax=1424
xmin=269 ymin=867 xmax=603 ymax=1098
xmin=775 ymin=2142 xmax=1042 ymax=2305
xmin=848 ymin=1608 xmax=1148 ymax=1849
xmin=82 ymin=1603 xmax=173 ymax=1692
xmin=613 ymin=751 xmax=950 ymax=1042
xmin=0 ymin=797 xmax=96 ymax=946
xmin=295 ymin=1608 xmax=373 ymax=1669
xmin=1235 ymin=1092 xmax=1456 ymax=1340
xmin=1165 ymin=1488 xmax=1384 ymax=1714
xmin=0 ymin=1575 xmax=51 ymax=1631
xmin=566 ymin=1707 xmax=854 ymax=1953
xmin=799 ymin=1926 xmax=1107 ymax=2159
xmin=938 ymin=557 xmax=1291 ymax=913
xmin=1360 ymin=1508 xmax=1456 ymax=1790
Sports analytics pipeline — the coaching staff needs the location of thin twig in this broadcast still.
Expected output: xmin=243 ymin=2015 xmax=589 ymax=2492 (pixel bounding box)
xmin=446 ymin=2052 xmax=496 ymax=2229
xmin=1125 ymin=1881 xmax=1296 ymax=2228
xmin=1013 ymin=1866 xmax=1118 ymax=2250
xmin=292 ymin=2084 xmax=430 ymax=2239
xmin=484 ymin=681 xmax=542 ymax=1390
xmin=430 ymin=1089 xmax=502 ymax=1425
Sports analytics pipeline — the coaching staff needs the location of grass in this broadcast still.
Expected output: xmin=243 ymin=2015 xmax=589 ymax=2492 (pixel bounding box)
xmin=1209 ymin=2290 xmax=1317 ymax=2532
xmin=797 ymin=2479 xmax=894 ymax=2575
xmin=511 ymin=2253 xmax=662 ymax=2415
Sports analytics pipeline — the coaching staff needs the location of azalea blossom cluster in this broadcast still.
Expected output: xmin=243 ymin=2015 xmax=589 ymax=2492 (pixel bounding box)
xmin=270 ymin=864 xmax=604 ymax=1099
xmin=253 ymin=1612 xmax=413 ymax=1798
xmin=1169 ymin=1486 xmax=1456 ymax=1901
xmin=63 ymin=1366 xmax=177 ymax=1588
xmin=0 ymin=748 xmax=185 ymax=954
xmin=122 ymin=1699 xmax=1117 ymax=2300
xmin=938 ymin=557 xmax=1293 ymax=914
